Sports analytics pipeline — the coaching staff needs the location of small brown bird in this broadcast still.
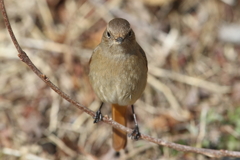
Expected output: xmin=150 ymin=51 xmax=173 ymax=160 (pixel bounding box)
xmin=89 ymin=18 xmax=148 ymax=151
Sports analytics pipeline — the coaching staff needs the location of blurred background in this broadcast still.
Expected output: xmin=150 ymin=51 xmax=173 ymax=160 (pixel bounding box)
xmin=1 ymin=0 xmax=240 ymax=159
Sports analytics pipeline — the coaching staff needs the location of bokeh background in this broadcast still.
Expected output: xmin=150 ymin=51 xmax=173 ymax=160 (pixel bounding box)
xmin=1 ymin=0 xmax=240 ymax=159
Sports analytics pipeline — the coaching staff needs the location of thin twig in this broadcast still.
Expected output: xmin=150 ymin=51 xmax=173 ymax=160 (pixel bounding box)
xmin=49 ymin=91 xmax=60 ymax=132
xmin=47 ymin=133 xmax=77 ymax=157
xmin=149 ymin=65 xmax=231 ymax=94
xmin=148 ymin=74 xmax=190 ymax=121
xmin=1 ymin=0 xmax=240 ymax=158
xmin=2 ymin=148 xmax=50 ymax=160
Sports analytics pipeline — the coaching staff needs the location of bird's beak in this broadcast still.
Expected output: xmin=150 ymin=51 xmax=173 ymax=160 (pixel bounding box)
xmin=115 ymin=37 xmax=124 ymax=44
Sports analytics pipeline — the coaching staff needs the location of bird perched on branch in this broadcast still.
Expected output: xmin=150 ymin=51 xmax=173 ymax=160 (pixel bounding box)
xmin=89 ymin=18 xmax=148 ymax=151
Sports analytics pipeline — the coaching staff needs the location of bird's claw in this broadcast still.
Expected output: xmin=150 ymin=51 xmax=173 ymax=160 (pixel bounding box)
xmin=128 ymin=125 xmax=141 ymax=140
xmin=93 ymin=110 xmax=103 ymax=123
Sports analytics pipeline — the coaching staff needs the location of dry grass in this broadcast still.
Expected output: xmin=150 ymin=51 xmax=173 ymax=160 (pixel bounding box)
xmin=1 ymin=0 xmax=240 ymax=159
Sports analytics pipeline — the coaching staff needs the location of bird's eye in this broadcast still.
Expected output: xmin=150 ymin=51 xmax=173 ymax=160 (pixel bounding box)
xmin=128 ymin=30 xmax=132 ymax=37
xmin=107 ymin=32 xmax=111 ymax=38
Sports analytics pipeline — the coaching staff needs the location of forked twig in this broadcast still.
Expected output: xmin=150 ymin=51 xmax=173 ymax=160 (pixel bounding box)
xmin=1 ymin=0 xmax=240 ymax=158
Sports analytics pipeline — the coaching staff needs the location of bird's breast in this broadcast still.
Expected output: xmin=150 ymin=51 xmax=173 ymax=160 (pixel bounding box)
xmin=89 ymin=51 xmax=147 ymax=106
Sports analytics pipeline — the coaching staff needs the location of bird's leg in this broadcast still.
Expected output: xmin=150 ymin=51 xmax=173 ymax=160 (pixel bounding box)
xmin=93 ymin=102 xmax=104 ymax=123
xmin=129 ymin=105 xmax=141 ymax=140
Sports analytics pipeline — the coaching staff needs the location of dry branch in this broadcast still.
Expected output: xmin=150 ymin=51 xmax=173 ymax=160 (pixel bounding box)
xmin=1 ymin=0 xmax=240 ymax=158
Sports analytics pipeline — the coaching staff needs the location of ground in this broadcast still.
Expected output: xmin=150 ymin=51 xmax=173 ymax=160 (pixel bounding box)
xmin=1 ymin=0 xmax=240 ymax=159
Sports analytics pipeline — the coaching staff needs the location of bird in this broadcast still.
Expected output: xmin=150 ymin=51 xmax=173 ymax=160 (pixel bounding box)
xmin=88 ymin=18 xmax=148 ymax=151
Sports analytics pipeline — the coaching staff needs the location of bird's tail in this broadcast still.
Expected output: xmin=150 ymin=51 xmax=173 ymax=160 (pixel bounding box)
xmin=112 ymin=104 xmax=127 ymax=151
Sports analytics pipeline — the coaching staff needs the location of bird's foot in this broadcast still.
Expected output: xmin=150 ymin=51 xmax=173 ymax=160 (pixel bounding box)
xmin=128 ymin=125 xmax=141 ymax=140
xmin=93 ymin=110 xmax=103 ymax=123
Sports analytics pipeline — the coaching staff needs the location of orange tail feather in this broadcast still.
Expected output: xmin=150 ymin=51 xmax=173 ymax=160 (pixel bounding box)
xmin=112 ymin=104 xmax=127 ymax=151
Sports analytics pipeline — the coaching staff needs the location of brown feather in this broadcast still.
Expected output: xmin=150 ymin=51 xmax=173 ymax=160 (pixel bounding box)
xmin=112 ymin=104 xmax=127 ymax=151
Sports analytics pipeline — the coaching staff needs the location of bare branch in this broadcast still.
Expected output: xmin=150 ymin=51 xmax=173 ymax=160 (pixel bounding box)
xmin=1 ymin=0 xmax=240 ymax=158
